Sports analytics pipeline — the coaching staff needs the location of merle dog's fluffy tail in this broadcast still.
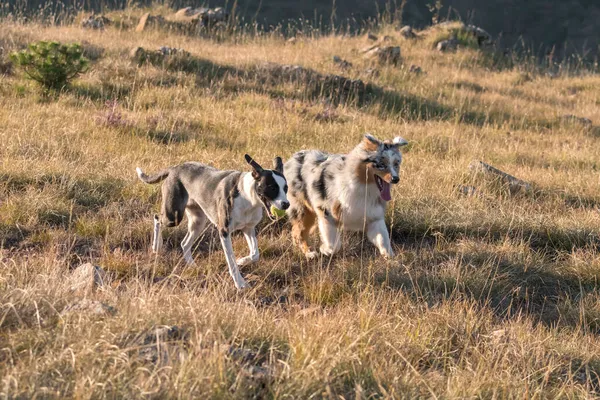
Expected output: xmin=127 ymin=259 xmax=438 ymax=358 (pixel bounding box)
xmin=136 ymin=167 xmax=169 ymax=184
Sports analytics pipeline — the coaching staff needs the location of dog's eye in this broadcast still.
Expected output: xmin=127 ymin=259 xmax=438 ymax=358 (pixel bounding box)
xmin=283 ymin=185 xmax=288 ymax=193
xmin=374 ymin=163 xmax=386 ymax=170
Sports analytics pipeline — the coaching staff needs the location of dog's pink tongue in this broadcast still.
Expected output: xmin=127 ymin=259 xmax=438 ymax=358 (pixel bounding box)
xmin=380 ymin=181 xmax=392 ymax=201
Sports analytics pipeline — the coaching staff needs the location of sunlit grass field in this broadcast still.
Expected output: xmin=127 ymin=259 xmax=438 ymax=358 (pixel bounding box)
xmin=1 ymin=7 xmax=600 ymax=398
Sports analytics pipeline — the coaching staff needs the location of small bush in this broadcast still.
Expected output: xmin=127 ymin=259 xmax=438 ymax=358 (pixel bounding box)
xmin=10 ymin=41 xmax=89 ymax=90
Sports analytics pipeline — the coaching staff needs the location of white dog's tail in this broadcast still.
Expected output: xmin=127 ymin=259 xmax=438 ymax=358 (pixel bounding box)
xmin=136 ymin=167 xmax=169 ymax=184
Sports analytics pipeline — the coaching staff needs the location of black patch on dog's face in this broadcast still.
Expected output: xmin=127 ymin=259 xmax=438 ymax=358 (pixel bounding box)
xmin=256 ymin=171 xmax=283 ymax=202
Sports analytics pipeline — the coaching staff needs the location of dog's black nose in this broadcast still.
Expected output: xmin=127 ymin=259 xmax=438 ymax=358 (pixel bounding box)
xmin=391 ymin=176 xmax=400 ymax=184
xmin=280 ymin=201 xmax=290 ymax=210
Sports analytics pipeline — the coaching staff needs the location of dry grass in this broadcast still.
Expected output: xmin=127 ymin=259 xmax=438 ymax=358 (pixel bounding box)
xmin=1 ymin=10 xmax=600 ymax=398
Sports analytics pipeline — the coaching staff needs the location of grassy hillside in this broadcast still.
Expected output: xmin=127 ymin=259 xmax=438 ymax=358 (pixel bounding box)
xmin=1 ymin=8 xmax=600 ymax=398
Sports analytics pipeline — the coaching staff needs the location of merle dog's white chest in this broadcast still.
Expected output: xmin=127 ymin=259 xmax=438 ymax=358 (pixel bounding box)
xmin=338 ymin=184 xmax=386 ymax=231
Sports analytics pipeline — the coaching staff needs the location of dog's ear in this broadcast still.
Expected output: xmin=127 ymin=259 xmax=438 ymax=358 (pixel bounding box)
xmin=272 ymin=157 xmax=284 ymax=174
xmin=391 ymin=136 xmax=409 ymax=148
xmin=361 ymin=133 xmax=381 ymax=152
xmin=245 ymin=154 xmax=264 ymax=180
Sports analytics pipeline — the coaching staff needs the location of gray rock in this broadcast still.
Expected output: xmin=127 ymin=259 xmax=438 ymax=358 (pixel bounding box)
xmin=560 ymin=114 xmax=592 ymax=127
xmin=223 ymin=345 xmax=259 ymax=364
xmin=363 ymin=67 xmax=380 ymax=77
xmin=399 ymin=25 xmax=416 ymax=39
xmin=365 ymin=46 xmax=401 ymax=65
xmin=465 ymin=24 xmax=493 ymax=46
xmin=367 ymin=32 xmax=378 ymax=41
xmin=81 ymin=14 xmax=111 ymax=30
xmin=68 ymin=263 xmax=107 ymax=295
xmin=377 ymin=46 xmax=401 ymax=65
xmin=455 ymin=185 xmax=480 ymax=197
xmin=469 ymin=160 xmax=532 ymax=195
xmin=135 ymin=13 xmax=166 ymax=32
xmin=61 ymin=299 xmax=116 ymax=316
xmin=199 ymin=7 xmax=228 ymax=27
xmin=332 ymin=55 xmax=352 ymax=69
xmin=158 ymin=46 xmax=190 ymax=56
xmin=124 ymin=325 xmax=188 ymax=365
xmin=437 ymin=38 xmax=459 ymax=52
xmin=174 ymin=7 xmax=202 ymax=18
xmin=409 ymin=64 xmax=422 ymax=74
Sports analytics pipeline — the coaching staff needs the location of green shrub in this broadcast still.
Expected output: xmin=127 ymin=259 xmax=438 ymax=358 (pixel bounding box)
xmin=10 ymin=41 xmax=89 ymax=90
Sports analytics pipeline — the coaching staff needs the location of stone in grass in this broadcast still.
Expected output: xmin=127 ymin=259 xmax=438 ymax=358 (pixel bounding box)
xmin=332 ymin=55 xmax=352 ymax=70
xmin=174 ymin=7 xmax=200 ymax=19
xmin=399 ymin=25 xmax=416 ymax=39
xmin=68 ymin=263 xmax=107 ymax=295
xmin=469 ymin=160 xmax=532 ymax=195
xmin=81 ymin=14 xmax=111 ymax=30
xmin=61 ymin=299 xmax=116 ymax=317
xmin=130 ymin=46 xmax=191 ymax=66
xmin=409 ymin=64 xmax=423 ymax=74
xmin=363 ymin=67 xmax=380 ymax=77
xmin=364 ymin=46 xmax=401 ymax=66
xmin=437 ymin=37 xmax=459 ymax=52
xmin=222 ymin=344 xmax=260 ymax=364
xmin=135 ymin=13 xmax=167 ymax=32
xmin=560 ymin=114 xmax=592 ymax=127
xmin=223 ymin=344 xmax=274 ymax=394
xmin=465 ymin=24 xmax=493 ymax=46
xmin=122 ymin=325 xmax=189 ymax=365
xmin=455 ymin=184 xmax=480 ymax=197
xmin=229 ymin=364 xmax=275 ymax=396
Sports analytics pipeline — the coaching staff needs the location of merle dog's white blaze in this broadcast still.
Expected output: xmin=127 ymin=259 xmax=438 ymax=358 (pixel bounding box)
xmin=271 ymin=174 xmax=289 ymax=210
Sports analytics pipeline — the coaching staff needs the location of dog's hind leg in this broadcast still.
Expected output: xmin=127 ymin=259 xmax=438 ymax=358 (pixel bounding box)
xmin=152 ymin=214 xmax=163 ymax=253
xmin=290 ymin=204 xmax=317 ymax=259
xmin=236 ymin=228 xmax=259 ymax=266
xmin=219 ymin=233 xmax=248 ymax=289
xmin=181 ymin=206 xmax=207 ymax=264
xmin=161 ymin=177 xmax=188 ymax=228
xmin=367 ymin=219 xmax=394 ymax=258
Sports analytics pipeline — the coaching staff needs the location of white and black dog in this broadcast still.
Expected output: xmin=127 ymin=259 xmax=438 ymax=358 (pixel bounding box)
xmin=283 ymin=134 xmax=408 ymax=259
xmin=136 ymin=155 xmax=289 ymax=289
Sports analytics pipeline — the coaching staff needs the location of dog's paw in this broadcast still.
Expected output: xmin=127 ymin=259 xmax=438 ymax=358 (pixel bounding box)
xmin=235 ymin=279 xmax=249 ymax=290
xmin=319 ymin=245 xmax=336 ymax=258
xmin=183 ymin=254 xmax=195 ymax=265
xmin=382 ymin=249 xmax=395 ymax=259
xmin=236 ymin=256 xmax=252 ymax=266
xmin=237 ymin=255 xmax=259 ymax=266
xmin=305 ymin=251 xmax=319 ymax=260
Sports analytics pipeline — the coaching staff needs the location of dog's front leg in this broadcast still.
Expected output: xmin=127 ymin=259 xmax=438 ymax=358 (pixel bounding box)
xmin=318 ymin=216 xmax=341 ymax=257
xmin=366 ymin=219 xmax=394 ymax=258
xmin=237 ymin=228 xmax=260 ymax=266
xmin=219 ymin=233 xmax=249 ymax=289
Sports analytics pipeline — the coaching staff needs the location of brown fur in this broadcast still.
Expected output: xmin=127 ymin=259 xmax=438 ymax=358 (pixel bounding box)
xmin=361 ymin=137 xmax=379 ymax=152
xmin=291 ymin=203 xmax=317 ymax=254
xmin=332 ymin=200 xmax=343 ymax=224
xmin=354 ymin=162 xmax=375 ymax=184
